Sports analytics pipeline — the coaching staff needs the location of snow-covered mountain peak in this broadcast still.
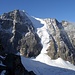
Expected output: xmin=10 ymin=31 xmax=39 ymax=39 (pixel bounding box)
xmin=0 ymin=10 xmax=75 ymax=75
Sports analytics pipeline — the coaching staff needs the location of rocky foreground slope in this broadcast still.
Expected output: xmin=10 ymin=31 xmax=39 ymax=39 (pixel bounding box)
xmin=0 ymin=10 xmax=75 ymax=75
xmin=0 ymin=40 xmax=36 ymax=75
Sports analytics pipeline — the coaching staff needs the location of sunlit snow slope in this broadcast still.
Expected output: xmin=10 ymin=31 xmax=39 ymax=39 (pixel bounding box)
xmin=21 ymin=55 xmax=75 ymax=75
xmin=26 ymin=14 xmax=51 ymax=53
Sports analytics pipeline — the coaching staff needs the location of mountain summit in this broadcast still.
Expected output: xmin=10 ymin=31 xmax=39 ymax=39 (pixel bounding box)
xmin=0 ymin=10 xmax=42 ymax=57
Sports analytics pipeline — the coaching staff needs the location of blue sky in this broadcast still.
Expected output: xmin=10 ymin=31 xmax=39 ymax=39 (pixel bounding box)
xmin=0 ymin=0 xmax=75 ymax=22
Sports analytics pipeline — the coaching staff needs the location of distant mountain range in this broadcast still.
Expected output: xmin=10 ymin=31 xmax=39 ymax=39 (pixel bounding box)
xmin=0 ymin=10 xmax=75 ymax=75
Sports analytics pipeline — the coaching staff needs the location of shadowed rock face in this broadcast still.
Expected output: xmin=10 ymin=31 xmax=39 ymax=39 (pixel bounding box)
xmin=0 ymin=53 xmax=36 ymax=75
xmin=0 ymin=10 xmax=42 ymax=57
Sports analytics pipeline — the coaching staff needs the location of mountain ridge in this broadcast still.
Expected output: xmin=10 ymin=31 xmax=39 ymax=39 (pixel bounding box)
xmin=0 ymin=9 xmax=75 ymax=64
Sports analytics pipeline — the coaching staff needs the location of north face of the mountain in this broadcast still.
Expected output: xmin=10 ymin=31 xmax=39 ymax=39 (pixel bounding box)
xmin=0 ymin=10 xmax=42 ymax=57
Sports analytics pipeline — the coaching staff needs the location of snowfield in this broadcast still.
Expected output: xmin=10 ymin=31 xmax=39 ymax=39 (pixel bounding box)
xmin=21 ymin=54 xmax=75 ymax=75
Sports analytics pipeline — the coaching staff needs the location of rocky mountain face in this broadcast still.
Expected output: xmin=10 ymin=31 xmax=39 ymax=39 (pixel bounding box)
xmin=0 ymin=10 xmax=42 ymax=57
xmin=44 ymin=19 xmax=75 ymax=65
xmin=0 ymin=10 xmax=75 ymax=66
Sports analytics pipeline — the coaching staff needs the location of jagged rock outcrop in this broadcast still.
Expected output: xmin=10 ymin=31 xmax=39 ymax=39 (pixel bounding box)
xmin=0 ymin=53 xmax=36 ymax=75
xmin=0 ymin=40 xmax=36 ymax=75
xmin=0 ymin=10 xmax=42 ymax=57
